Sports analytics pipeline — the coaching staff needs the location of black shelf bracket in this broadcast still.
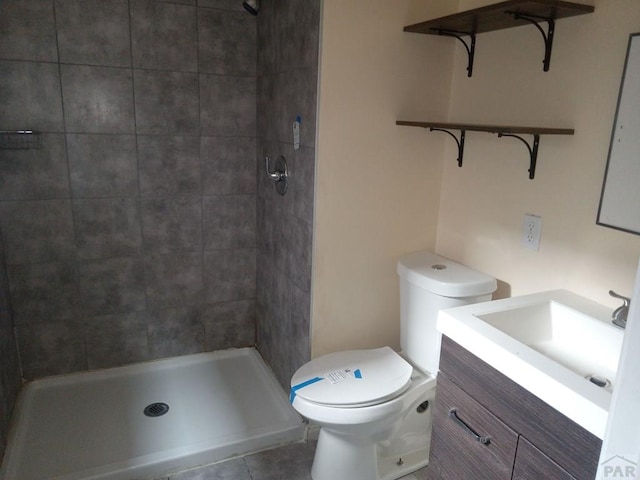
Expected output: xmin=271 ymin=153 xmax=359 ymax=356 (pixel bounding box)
xmin=497 ymin=133 xmax=540 ymax=179
xmin=430 ymin=128 xmax=466 ymax=167
xmin=431 ymin=29 xmax=476 ymax=77
xmin=505 ymin=11 xmax=556 ymax=71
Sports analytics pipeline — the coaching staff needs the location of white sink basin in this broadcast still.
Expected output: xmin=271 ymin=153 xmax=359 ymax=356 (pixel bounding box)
xmin=437 ymin=290 xmax=624 ymax=439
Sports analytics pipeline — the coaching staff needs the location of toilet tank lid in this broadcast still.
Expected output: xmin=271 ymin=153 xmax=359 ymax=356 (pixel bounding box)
xmin=397 ymin=250 xmax=497 ymax=298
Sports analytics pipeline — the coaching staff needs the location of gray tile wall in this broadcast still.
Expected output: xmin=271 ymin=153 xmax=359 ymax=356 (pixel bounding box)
xmin=0 ymin=0 xmax=258 ymax=380
xmin=0 ymin=236 xmax=21 ymax=461
xmin=255 ymin=0 xmax=320 ymax=389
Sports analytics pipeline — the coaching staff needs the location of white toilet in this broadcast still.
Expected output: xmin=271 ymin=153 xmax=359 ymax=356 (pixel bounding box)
xmin=290 ymin=250 xmax=497 ymax=480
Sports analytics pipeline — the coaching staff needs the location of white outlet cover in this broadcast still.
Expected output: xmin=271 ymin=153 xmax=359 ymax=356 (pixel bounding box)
xmin=523 ymin=214 xmax=542 ymax=250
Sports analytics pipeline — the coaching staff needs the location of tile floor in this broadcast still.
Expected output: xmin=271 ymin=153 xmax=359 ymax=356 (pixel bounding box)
xmin=150 ymin=441 xmax=429 ymax=480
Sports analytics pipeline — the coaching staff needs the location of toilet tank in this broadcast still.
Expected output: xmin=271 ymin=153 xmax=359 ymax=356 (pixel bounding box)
xmin=397 ymin=251 xmax=497 ymax=374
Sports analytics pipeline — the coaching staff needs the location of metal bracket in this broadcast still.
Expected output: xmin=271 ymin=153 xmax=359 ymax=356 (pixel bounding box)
xmin=505 ymin=11 xmax=556 ymax=71
xmin=430 ymin=128 xmax=466 ymax=167
xmin=432 ymin=29 xmax=476 ymax=77
xmin=497 ymin=133 xmax=540 ymax=179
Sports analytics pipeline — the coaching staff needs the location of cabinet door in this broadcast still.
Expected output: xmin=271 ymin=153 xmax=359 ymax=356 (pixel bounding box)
xmin=428 ymin=374 xmax=519 ymax=480
xmin=513 ymin=437 xmax=578 ymax=480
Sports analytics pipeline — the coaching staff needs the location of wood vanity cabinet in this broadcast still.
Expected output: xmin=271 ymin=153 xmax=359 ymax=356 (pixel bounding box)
xmin=512 ymin=437 xmax=578 ymax=480
xmin=428 ymin=336 xmax=602 ymax=480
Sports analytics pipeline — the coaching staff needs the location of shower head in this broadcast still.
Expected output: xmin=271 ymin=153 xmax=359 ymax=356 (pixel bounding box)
xmin=242 ymin=0 xmax=260 ymax=15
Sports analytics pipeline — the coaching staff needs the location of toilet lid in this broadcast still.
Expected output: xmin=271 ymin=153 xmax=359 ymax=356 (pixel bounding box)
xmin=290 ymin=347 xmax=413 ymax=407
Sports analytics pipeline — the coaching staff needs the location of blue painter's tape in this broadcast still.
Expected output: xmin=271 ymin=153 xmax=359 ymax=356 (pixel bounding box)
xmin=290 ymin=376 xmax=323 ymax=403
xmin=354 ymin=369 xmax=362 ymax=379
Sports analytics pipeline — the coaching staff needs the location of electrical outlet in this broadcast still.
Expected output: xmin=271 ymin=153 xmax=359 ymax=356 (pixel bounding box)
xmin=523 ymin=214 xmax=542 ymax=250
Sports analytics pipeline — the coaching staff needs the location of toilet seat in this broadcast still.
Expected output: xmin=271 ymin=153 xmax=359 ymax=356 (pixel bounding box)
xmin=290 ymin=347 xmax=413 ymax=407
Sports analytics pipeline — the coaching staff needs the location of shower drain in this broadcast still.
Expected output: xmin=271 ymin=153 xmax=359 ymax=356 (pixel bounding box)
xmin=144 ymin=402 xmax=170 ymax=417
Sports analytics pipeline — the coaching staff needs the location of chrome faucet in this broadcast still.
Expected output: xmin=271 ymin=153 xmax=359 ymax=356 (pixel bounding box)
xmin=609 ymin=290 xmax=631 ymax=329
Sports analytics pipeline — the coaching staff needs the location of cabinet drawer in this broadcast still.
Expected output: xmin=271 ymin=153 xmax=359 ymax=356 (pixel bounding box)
xmin=513 ymin=437 xmax=578 ymax=480
xmin=429 ymin=373 xmax=518 ymax=480
xmin=439 ymin=336 xmax=601 ymax=479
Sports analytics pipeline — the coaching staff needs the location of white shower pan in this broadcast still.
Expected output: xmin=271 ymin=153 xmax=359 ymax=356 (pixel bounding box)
xmin=0 ymin=348 xmax=304 ymax=480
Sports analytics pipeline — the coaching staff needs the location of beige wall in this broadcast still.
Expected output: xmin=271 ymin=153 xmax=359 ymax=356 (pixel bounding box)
xmin=436 ymin=0 xmax=640 ymax=307
xmin=311 ymin=0 xmax=455 ymax=357
xmin=312 ymin=0 xmax=640 ymax=360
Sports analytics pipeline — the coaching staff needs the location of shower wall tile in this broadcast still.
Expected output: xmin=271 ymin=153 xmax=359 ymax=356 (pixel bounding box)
xmin=291 ymin=68 xmax=319 ymax=149
xmin=138 ymin=136 xmax=201 ymax=197
xmin=198 ymin=8 xmax=256 ymax=76
xmin=144 ymin=253 xmax=203 ymax=309
xmin=54 ymin=0 xmax=131 ymax=67
xmin=256 ymin=75 xmax=277 ymax=141
xmin=85 ymin=311 xmax=150 ymax=369
xmin=290 ymin=284 xmax=311 ymax=360
xmin=148 ymin=306 xmax=204 ymax=359
xmin=16 ymin=321 xmax=87 ymax=379
xmin=73 ymin=198 xmax=142 ymax=260
xmin=288 ymin=216 xmax=312 ymax=293
xmin=277 ymin=0 xmax=321 ymax=73
xmin=268 ymin=262 xmax=291 ymax=328
xmin=270 ymin=73 xmax=289 ymax=145
xmin=0 ymin=134 xmax=70 ymax=200
xmin=201 ymin=136 xmax=256 ymax=194
xmin=203 ymin=194 xmax=256 ymax=250
xmin=0 ymin=0 xmax=58 ymax=62
xmin=134 ymin=70 xmax=199 ymax=135
xmin=256 ymin=0 xmax=277 ymax=75
xmin=200 ymin=74 xmax=256 ymax=136
xmin=0 ymin=61 xmax=64 ymax=132
xmin=141 ymin=197 xmax=202 ymax=253
xmin=156 ymin=0 xmax=195 ymax=5
xmin=204 ymin=249 xmax=256 ymax=303
xmin=77 ymin=257 xmax=146 ymax=316
xmin=256 ymin=255 xmax=290 ymax=336
xmin=0 ymin=0 xmax=262 ymax=379
xmin=131 ymin=0 xmax=198 ymax=72
xmin=7 ymin=262 xmax=78 ymax=325
xmin=0 ymin=200 xmax=75 ymax=265
xmin=273 ymin=69 xmax=317 ymax=148
xmin=256 ymin=184 xmax=292 ymax=277
xmin=255 ymin=316 xmax=273 ymax=369
xmin=255 ymin=255 xmax=271 ymax=325
xmin=61 ymin=65 xmax=135 ymax=134
xmin=67 ymin=134 xmax=138 ymax=198
xmin=203 ymin=299 xmax=256 ymax=351
xmin=0 ymin=237 xmax=22 ymax=458
xmin=292 ymin=146 xmax=315 ymax=223
xmin=256 ymin=0 xmax=319 ymax=388
xmin=256 ymin=197 xmax=274 ymax=260
xmin=198 ymin=0 xmax=243 ymax=11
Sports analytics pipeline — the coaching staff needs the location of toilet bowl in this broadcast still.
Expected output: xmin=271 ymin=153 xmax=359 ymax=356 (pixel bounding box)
xmin=290 ymin=251 xmax=497 ymax=480
xmin=291 ymin=348 xmax=436 ymax=480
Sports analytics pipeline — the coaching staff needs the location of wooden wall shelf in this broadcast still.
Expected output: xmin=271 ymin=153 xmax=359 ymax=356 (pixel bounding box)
xmin=396 ymin=120 xmax=575 ymax=179
xmin=404 ymin=0 xmax=595 ymax=76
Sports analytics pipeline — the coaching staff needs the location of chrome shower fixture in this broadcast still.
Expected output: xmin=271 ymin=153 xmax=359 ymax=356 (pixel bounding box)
xmin=242 ymin=0 xmax=260 ymax=15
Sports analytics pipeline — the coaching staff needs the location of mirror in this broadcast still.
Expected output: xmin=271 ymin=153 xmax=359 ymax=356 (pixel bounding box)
xmin=597 ymin=33 xmax=640 ymax=236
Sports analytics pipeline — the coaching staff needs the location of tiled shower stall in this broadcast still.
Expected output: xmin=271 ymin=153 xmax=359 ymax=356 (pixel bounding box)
xmin=0 ymin=0 xmax=319 ymax=460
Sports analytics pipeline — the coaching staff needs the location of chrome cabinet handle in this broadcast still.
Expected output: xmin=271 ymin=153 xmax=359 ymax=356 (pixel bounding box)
xmin=448 ymin=408 xmax=491 ymax=445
